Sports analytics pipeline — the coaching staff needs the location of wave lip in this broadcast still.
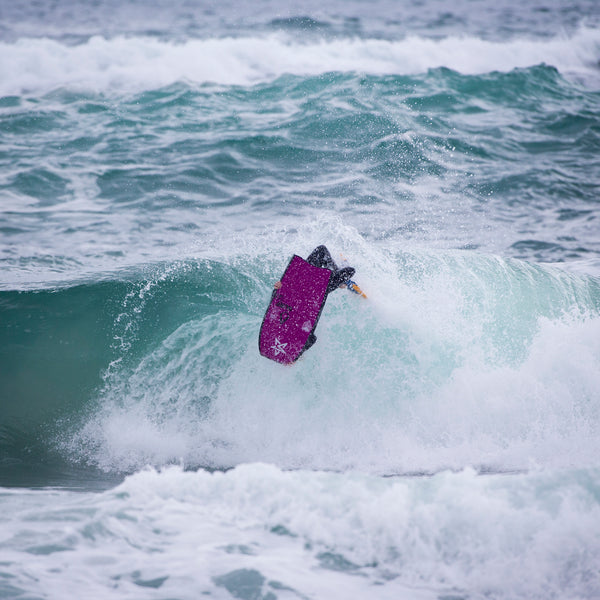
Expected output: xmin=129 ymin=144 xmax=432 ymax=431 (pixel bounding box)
xmin=1 ymin=27 xmax=599 ymax=94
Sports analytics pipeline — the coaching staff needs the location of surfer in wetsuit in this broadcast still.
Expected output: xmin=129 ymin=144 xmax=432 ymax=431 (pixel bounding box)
xmin=274 ymin=245 xmax=356 ymax=352
xmin=274 ymin=245 xmax=356 ymax=293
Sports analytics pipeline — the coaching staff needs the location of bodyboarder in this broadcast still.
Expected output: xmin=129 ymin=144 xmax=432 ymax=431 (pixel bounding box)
xmin=273 ymin=245 xmax=362 ymax=353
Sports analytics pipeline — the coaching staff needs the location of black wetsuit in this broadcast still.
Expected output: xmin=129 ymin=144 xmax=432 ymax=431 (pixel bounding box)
xmin=303 ymin=245 xmax=355 ymax=351
xmin=306 ymin=245 xmax=355 ymax=293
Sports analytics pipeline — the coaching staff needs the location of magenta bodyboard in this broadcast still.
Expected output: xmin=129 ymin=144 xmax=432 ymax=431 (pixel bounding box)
xmin=259 ymin=255 xmax=331 ymax=364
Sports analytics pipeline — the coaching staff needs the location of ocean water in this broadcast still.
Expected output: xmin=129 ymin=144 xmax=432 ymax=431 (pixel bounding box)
xmin=1 ymin=0 xmax=600 ymax=598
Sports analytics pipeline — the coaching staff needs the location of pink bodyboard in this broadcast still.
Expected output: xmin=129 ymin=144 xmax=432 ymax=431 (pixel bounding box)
xmin=259 ymin=255 xmax=331 ymax=364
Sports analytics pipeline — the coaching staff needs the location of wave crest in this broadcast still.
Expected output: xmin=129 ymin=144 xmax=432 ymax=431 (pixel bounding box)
xmin=2 ymin=27 xmax=599 ymax=94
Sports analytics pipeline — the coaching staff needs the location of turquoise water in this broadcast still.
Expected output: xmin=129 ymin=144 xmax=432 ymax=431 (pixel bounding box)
xmin=1 ymin=1 xmax=600 ymax=598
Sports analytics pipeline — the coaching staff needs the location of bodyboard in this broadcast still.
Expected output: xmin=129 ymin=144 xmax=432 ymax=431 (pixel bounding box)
xmin=259 ymin=255 xmax=331 ymax=364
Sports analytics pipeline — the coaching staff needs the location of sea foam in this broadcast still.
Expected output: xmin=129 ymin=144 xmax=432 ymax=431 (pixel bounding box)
xmin=2 ymin=464 xmax=599 ymax=599
xmin=2 ymin=26 xmax=599 ymax=95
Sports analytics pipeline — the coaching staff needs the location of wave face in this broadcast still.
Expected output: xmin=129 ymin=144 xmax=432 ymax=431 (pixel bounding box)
xmin=1 ymin=1 xmax=600 ymax=599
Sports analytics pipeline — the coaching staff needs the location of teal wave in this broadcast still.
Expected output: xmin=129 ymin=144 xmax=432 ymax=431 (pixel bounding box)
xmin=0 ymin=260 xmax=262 ymax=482
xmin=2 ymin=252 xmax=599 ymax=482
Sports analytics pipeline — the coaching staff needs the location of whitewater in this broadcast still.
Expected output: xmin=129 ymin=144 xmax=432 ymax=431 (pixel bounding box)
xmin=1 ymin=1 xmax=600 ymax=599
xmin=2 ymin=27 xmax=600 ymax=94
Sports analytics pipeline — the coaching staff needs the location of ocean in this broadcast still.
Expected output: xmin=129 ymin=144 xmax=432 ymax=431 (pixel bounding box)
xmin=1 ymin=0 xmax=600 ymax=598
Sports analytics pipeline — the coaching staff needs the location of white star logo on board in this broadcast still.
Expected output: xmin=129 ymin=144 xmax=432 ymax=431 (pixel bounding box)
xmin=270 ymin=337 xmax=288 ymax=356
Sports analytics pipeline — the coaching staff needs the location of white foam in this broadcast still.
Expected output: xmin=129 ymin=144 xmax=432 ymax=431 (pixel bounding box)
xmin=2 ymin=26 xmax=599 ymax=95
xmin=2 ymin=464 xmax=599 ymax=599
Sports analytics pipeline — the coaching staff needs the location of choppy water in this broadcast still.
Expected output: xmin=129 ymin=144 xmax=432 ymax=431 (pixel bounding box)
xmin=1 ymin=1 xmax=600 ymax=599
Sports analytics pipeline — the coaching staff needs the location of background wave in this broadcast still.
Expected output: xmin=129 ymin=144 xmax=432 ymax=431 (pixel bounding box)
xmin=2 ymin=27 xmax=600 ymax=95
xmin=2 ymin=64 xmax=600 ymax=285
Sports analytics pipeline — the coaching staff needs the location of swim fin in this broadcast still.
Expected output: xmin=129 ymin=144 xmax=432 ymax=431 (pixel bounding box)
xmin=346 ymin=279 xmax=367 ymax=298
